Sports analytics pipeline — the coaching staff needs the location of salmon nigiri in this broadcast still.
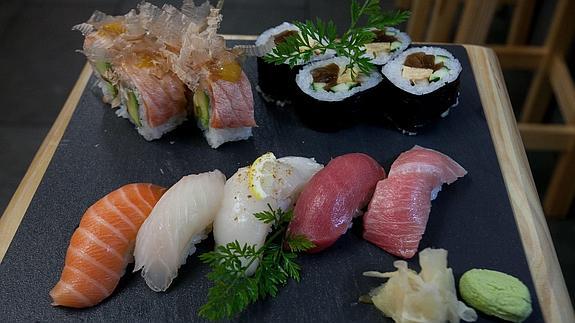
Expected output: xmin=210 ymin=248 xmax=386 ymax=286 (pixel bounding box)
xmin=50 ymin=183 xmax=166 ymax=308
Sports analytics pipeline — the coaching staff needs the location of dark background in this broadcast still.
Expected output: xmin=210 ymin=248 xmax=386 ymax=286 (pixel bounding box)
xmin=0 ymin=0 xmax=572 ymax=305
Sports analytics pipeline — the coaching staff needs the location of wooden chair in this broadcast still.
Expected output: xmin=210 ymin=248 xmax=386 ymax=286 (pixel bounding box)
xmin=395 ymin=0 xmax=575 ymax=218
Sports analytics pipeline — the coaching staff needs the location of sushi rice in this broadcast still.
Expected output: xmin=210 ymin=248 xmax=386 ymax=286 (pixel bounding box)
xmin=116 ymin=87 xmax=187 ymax=141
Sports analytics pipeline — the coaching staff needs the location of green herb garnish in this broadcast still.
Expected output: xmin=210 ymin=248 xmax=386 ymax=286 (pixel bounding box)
xmin=198 ymin=206 xmax=314 ymax=321
xmin=264 ymin=0 xmax=410 ymax=80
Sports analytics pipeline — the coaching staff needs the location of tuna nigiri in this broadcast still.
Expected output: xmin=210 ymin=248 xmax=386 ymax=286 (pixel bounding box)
xmin=363 ymin=146 xmax=467 ymax=258
xmin=213 ymin=153 xmax=322 ymax=274
xmin=50 ymin=183 xmax=166 ymax=308
xmin=133 ymin=171 xmax=226 ymax=292
xmin=287 ymin=153 xmax=386 ymax=253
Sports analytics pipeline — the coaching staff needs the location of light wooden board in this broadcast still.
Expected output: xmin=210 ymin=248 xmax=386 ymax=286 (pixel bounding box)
xmin=466 ymin=45 xmax=574 ymax=322
xmin=0 ymin=37 xmax=572 ymax=322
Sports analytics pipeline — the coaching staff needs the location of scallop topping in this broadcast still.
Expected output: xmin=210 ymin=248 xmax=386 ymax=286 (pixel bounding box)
xmin=364 ymin=29 xmax=402 ymax=58
xmin=402 ymin=52 xmax=451 ymax=85
xmin=311 ymin=63 xmax=360 ymax=93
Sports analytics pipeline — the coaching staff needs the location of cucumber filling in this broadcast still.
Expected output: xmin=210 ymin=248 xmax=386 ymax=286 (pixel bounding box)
xmin=95 ymin=61 xmax=118 ymax=99
xmin=126 ymin=90 xmax=142 ymax=127
xmin=193 ymin=90 xmax=210 ymax=129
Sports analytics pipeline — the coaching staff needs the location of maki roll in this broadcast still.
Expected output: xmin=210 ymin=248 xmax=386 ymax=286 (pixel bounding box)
xmin=362 ymin=27 xmax=410 ymax=65
xmin=255 ymin=22 xmax=335 ymax=106
xmin=377 ymin=47 xmax=462 ymax=134
xmin=75 ymin=10 xmax=189 ymax=141
xmin=294 ymin=57 xmax=382 ymax=132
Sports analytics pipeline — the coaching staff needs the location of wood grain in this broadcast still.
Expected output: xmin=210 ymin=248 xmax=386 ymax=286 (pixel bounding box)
xmin=466 ymin=45 xmax=574 ymax=322
xmin=549 ymin=55 xmax=575 ymax=124
xmin=492 ymin=45 xmax=546 ymax=70
xmin=0 ymin=64 xmax=93 ymax=262
xmin=0 ymin=38 xmax=572 ymax=321
xmin=406 ymin=0 xmax=433 ymax=42
xmin=507 ymin=0 xmax=535 ymax=45
xmin=455 ymin=0 xmax=497 ymax=44
xmin=426 ymin=0 xmax=459 ymax=43
xmin=519 ymin=123 xmax=575 ymax=151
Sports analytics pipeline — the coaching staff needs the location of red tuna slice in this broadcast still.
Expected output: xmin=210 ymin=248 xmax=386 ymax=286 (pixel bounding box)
xmin=363 ymin=146 xmax=466 ymax=258
xmin=208 ymin=70 xmax=256 ymax=129
xmin=287 ymin=153 xmax=386 ymax=253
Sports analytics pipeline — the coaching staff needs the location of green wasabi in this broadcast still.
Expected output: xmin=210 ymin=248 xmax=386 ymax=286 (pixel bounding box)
xmin=459 ymin=269 xmax=532 ymax=322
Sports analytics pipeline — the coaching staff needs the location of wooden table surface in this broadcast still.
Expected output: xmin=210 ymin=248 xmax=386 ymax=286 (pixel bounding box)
xmin=0 ymin=37 xmax=572 ymax=322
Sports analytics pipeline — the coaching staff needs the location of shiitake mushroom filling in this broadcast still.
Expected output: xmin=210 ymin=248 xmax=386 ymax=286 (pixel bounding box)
xmin=274 ymin=30 xmax=298 ymax=44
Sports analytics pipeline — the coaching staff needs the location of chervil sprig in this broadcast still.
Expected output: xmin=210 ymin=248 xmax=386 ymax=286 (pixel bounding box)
xmin=264 ymin=18 xmax=338 ymax=68
xmin=198 ymin=206 xmax=314 ymax=321
xmin=263 ymin=0 xmax=410 ymax=80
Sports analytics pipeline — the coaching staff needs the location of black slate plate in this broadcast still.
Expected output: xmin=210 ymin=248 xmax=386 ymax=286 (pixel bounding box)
xmin=0 ymin=44 xmax=542 ymax=322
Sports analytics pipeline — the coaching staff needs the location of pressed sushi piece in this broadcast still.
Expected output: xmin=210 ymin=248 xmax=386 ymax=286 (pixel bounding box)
xmin=114 ymin=43 xmax=189 ymax=140
xmin=74 ymin=11 xmax=135 ymax=108
xmin=74 ymin=9 xmax=190 ymax=140
xmin=50 ymin=183 xmax=166 ymax=308
xmin=158 ymin=2 xmax=257 ymax=148
xmin=287 ymin=153 xmax=386 ymax=253
xmin=373 ymin=47 xmax=462 ymax=134
xmin=362 ymin=27 xmax=411 ymax=65
xmin=294 ymin=57 xmax=382 ymax=132
xmin=213 ymin=153 xmax=323 ymax=275
xmin=191 ymin=59 xmax=256 ymax=148
xmin=255 ymin=22 xmax=335 ymax=106
xmin=363 ymin=146 xmax=467 ymax=258
xmin=133 ymin=171 xmax=225 ymax=292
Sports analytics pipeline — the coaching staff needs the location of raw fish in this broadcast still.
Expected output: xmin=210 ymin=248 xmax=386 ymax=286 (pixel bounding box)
xmin=133 ymin=171 xmax=225 ymax=292
xmin=208 ymin=71 xmax=256 ymax=129
xmin=50 ymin=183 xmax=166 ymax=308
xmin=287 ymin=153 xmax=386 ymax=253
xmin=213 ymin=156 xmax=322 ymax=275
xmin=363 ymin=146 xmax=467 ymax=258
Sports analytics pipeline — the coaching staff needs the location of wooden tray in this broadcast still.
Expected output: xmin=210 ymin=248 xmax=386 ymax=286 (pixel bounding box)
xmin=0 ymin=39 xmax=572 ymax=322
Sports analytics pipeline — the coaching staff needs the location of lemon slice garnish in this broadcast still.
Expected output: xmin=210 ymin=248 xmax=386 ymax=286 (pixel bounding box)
xmin=248 ymin=152 xmax=277 ymax=200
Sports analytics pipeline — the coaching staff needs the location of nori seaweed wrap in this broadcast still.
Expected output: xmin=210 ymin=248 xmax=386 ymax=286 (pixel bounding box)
xmin=293 ymin=57 xmax=382 ymax=132
xmin=370 ymin=47 xmax=462 ymax=134
xmin=255 ymin=22 xmax=334 ymax=106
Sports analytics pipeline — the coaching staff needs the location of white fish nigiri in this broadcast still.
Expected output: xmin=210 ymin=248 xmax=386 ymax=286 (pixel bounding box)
xmin=133 ymin=170 xmax=226 ymax=291
xmin=213 ymin=156 xmax=323 ymax=275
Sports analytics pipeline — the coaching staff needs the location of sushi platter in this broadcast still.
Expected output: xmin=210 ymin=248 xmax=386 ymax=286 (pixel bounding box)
xmin=0 ymin=1 xmax=573 ymax=321
xmin=0 ymin=40 xmax=570 ymax=322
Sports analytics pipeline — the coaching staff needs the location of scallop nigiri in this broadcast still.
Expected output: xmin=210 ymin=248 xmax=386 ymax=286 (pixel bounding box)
xmin=133 ymin=170 xmax=225 ymax=291
xmin=213 ymin=153 xmax=323 ymax=274
xmin=50 ymin=183 xmax=166 ymax=308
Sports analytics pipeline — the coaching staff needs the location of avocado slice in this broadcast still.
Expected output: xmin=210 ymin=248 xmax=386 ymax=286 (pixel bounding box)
xmin=103 ymin=80 xmax=118 ymax=99
xmin=126 ymin=91 xmax=142 ymax=127
xmin=95 ymin=61 xmax=112 ymax=76
xmin=193 ymin=90 xmax=210 ymax=129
